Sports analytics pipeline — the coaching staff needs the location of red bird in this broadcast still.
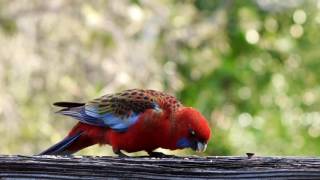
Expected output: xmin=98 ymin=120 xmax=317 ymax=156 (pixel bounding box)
xmin=40 ymin=89 xmax=211 ymax=157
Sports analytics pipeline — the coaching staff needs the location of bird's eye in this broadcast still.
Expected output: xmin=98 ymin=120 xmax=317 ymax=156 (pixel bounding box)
xmin=189 ymin=129 xmax=196 ymax=137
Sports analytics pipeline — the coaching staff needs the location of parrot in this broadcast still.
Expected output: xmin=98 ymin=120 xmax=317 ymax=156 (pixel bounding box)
xmin=39 ymin=89 xmax=211 ymax=157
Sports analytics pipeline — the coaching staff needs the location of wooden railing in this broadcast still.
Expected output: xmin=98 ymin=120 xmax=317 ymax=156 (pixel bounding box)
xmin=1 ymin=155 xmax=320 ymax=179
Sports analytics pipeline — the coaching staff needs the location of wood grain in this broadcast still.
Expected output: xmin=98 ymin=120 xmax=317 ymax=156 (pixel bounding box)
xmin=1 ymin=155 xmax=320 ymax=179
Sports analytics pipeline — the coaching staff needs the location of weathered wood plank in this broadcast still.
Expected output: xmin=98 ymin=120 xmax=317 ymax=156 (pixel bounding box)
xmin=1 ymin=155 xmax=320 ymax=179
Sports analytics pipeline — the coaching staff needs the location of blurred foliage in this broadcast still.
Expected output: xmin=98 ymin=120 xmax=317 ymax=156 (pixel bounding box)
xmin=0 ymin=0 xmax=320 ymax=156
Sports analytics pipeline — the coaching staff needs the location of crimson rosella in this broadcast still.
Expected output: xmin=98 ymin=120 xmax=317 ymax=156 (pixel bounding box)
xmin=40 ymin=89 xmax=211 ymax=157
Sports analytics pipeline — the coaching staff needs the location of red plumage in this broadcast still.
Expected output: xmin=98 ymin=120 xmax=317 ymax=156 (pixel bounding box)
xmin=40 ymin=89 xmax=211 ymax=156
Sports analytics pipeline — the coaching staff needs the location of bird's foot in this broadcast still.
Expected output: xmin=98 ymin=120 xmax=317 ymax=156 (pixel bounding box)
xmin=113 ymin=149 xmax=129 ymax=158
xmin=148 ymin=151 xmax=175 ymax=158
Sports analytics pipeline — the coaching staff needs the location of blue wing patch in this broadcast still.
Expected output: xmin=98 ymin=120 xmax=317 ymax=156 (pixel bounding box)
xmin=85 ymin=105 xmax=140 ymax=132
xmin=58 ymin=106 xmax=140 ymax=132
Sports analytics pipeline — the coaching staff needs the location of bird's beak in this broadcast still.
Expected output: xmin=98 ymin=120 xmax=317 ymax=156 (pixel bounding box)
xmin=195 ymin=141 xmax=207 ymax=152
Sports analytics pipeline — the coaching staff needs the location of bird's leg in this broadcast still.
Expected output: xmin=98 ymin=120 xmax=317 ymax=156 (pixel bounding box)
xmin=147 ymin=151 xmax=175 ymax=158
xmin=113 ymin=149 xmax=128 ymax=157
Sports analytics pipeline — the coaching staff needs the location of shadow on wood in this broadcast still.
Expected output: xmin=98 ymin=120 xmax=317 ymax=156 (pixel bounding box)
xmin=1 ymin=155 xmax=320 ymax=179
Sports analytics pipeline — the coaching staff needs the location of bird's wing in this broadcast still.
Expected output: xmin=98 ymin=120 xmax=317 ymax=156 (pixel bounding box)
xmin=55 ymin=89 xmax=162 ymax=132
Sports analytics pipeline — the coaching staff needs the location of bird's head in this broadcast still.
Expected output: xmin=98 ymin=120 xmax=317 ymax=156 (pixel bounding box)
xmin=172 ymin=107 xmax=211 ymax=152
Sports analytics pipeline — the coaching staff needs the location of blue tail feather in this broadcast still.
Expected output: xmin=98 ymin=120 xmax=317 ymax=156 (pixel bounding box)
xmin=39 ymin=131 xmax=83 ymax=155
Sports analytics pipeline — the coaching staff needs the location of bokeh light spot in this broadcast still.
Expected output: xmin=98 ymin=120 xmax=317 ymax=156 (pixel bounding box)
xmin=290 ymin=24 xmax=304 ymax=38
xmin=245 ymin=29 xmax=260 ymax=44
xmin=128 ymin=5 xmax=144 ymax=22
xmin=238 ymin=87 xmax=251 ymax=100
xmin=264 ymin=17 xmax=278 ymax=32
xmin=293 ymin=9 xmax=307 ymax=24
xmin=238 ymin=113 xmax=253 ymax=127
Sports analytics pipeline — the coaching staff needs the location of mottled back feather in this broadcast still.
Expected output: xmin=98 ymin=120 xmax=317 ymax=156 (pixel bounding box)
xmin=55 ymin=89 xmax=182 ymax=131
xmin=86 ymin=89 xmax=182 ymax=118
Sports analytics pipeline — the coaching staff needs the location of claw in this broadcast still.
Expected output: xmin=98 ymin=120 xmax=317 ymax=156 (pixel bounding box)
xmin=148 ymin=151 xmax=175 ymax=158
xmin=113 ymin=149 xmax=129 ymax=157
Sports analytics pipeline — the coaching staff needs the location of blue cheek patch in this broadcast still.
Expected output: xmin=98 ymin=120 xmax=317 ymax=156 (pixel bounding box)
xmin=177 ymin=138 xmax=192 ymax=148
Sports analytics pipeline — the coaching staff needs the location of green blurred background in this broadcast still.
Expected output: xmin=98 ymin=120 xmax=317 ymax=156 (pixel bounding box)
xmin=1 ymin=0 xmax=320 ymax=156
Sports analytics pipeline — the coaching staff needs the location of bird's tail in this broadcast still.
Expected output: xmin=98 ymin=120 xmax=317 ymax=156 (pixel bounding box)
xmin=39 ymin=123 xmax=103 ymax=155
xmin=38 ymin=131 xmax=84 ymax=155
